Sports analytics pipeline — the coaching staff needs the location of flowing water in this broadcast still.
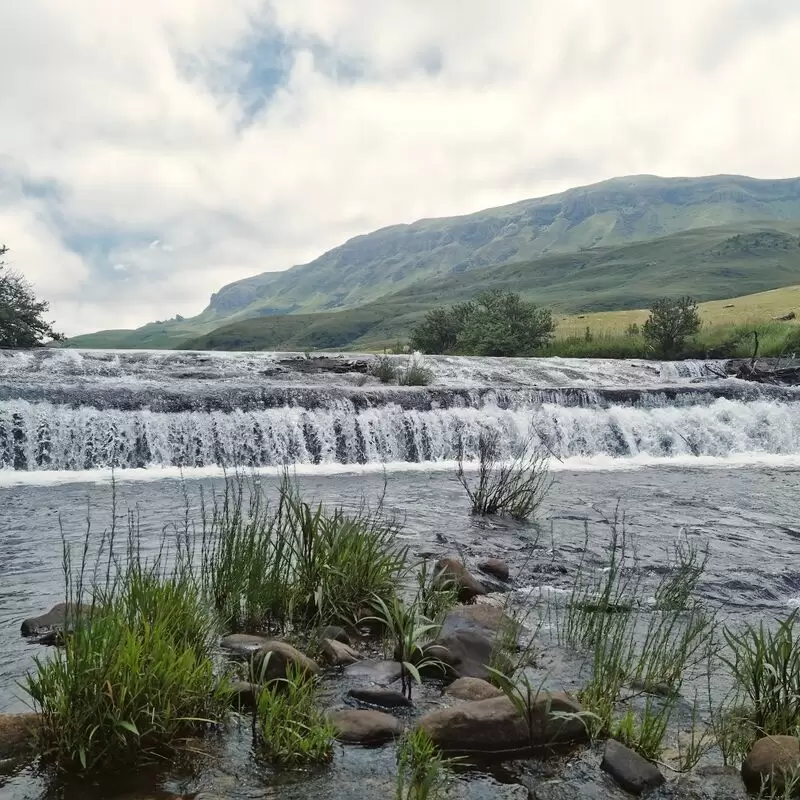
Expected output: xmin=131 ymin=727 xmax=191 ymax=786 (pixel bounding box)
xmin=1 ymin=349 xmax=800 ymax=799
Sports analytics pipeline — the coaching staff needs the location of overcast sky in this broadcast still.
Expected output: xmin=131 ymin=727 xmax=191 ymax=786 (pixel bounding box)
xmin=1 ymin=1 xmax=799 ymax=336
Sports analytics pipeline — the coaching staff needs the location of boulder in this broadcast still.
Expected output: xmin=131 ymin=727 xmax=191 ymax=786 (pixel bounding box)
xmin=742 ymin=735 xmax=800 ymax=794
xmin=445 ymin=677 xmax=503 ymax=702
xmin=348 ymin=688 xmax=413 ymax=708
xmin=220 ymin=633 xmax=272 ymax=657
xmin=478 ymin=558 xmax=510 ymax=582
xmin=20 ymin=603 xmax=88 ymax=640
xmin=601 ymin=739 xmax=664 ymax=795
xmin=320 ymin=625 xmax=351 ymax=645
xmin=329 ymin=709 xmax=404 ymax=745
xmin=0 ymin=713 xmax=38 ymax=760
xmin=251 ymin=641 xmax=319 ymax=682
xmin=321 ymin=638 xmax=361 ymax=667
xmin=434 ymin=557 xmax=487 ymax=603
xmin=344 ymin=660 xmax=403 ymax=686
xmin=229 ymin=681 xmax=258 ymax=710
xmin=418 ymin=692 xmax=587 ymax=757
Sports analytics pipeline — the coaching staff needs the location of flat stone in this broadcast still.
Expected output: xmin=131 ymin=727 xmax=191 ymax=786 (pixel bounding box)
xmin=601 ymin=739 xmax=664 ymax=795
xmin=343 ymin=660 xmax=403 ymax=685
xmin=329 ymin=709 xmax=404 ymax=745
xmin=229 ymin=681 xmax=258 ymax=710
xmin=321 ymin=638 xmax=361 ymax=667
xmin=20 ymin=603 xmax=88 ymax=639
xmin=0 ymin=713 xmax=38 ymax=760
xmin=418 ymin=692 xmax=587 ymax=757
xmin=445 ymin=677 xmax=504 ymax=702
xmin=220 ymin=633 xmax=272 ymax=657
xmin=348 ymin=688 xmax=413 ymax=708
xmin=251 ymin=641 xmax=319 ymax=682
xmin=320 ymin=625 xmax=351 ymax=645
xmin=742 ymin=735 xmax=800 ymax=794
xmin=479 ymin=558 xmax=510 ymax=582
xmin=435 ymin=557 xmax=487 ymax=603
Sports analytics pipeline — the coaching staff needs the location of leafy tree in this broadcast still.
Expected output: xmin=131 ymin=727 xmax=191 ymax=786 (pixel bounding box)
xmin=643 ymin=296 xmax=701 ymax=357
xmin=408 ymin=305 xmax=464 ymax=354
xmin=456 ymin=290 xmax=555 ymax=357
xmin=0 ymin=246 xmax=63 ymax=347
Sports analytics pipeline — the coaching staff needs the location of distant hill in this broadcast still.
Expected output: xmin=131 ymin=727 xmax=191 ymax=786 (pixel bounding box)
xmin=65 ymin=174 xmax=800 ymax=349
xmin=183 ymin=221 xmax=800 ymax=351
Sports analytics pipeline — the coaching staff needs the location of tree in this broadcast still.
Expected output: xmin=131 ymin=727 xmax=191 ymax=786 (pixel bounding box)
xmin=0 ymin=246 xmax=63 ymax=347
xmin=642 ymin=296 xmax=701 ymax=358
xmin=456 ymin=289 xmax=555 ymax=357
xmin=408 ymin=305 xmax=466 ymax=354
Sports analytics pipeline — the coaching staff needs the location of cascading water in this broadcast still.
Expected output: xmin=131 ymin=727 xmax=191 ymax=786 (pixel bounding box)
xmin=2 ymin=349 xmax=799 ymax=472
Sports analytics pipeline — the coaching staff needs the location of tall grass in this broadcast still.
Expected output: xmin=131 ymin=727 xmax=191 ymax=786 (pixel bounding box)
xmin=25 ymin=517 xmax=230 ymax=771
xmin=457 ymin=429 xmax=551 ymax=520
xmin=397 ymin=352 xmax=434 ymax=386
xmin=395 ymin=729 xmax=458 ymax=800
xmin=200 ymin=475 xmax=407 ymax=632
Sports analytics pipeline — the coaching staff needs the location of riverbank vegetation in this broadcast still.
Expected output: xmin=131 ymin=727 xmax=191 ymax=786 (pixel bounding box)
xmin=8 ymin=465 xmax=800 ymax=798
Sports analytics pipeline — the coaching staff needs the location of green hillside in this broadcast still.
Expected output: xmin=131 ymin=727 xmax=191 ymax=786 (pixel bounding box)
xmin=65 ymin=174 xmax=800 ymax=350
xmin=183 ymin=221 xmax=800 ymax=351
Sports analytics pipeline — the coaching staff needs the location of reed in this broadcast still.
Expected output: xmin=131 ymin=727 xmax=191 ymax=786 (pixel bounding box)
xmin=395 ymin=729 xmax=458 ymax=800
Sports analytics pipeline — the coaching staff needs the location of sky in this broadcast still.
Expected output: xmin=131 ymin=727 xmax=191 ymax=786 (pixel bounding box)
xmin=1 ymin=1 xmax=800 ymax=337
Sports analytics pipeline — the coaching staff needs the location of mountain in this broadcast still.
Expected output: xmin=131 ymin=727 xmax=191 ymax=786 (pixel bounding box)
xmin=66 ymin=174 xmax=800 ymax=349
xmin=183 ymin=221 xmax=800 ymax=351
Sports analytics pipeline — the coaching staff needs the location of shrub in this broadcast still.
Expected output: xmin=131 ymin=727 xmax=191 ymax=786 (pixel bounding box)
xmin=25 ymin=528 xmax=229 ymax=771
xmin=457 ymin=429 xmax=551 ymax=520
xmin=371 ymin=354 xmax=398 ymax=384
xmin=643 ymin=296 xmax=701 ymax=357
xmin=254 ymin=663 xmax=334 ymax=766
xmin=398 ymin=352 xmax=433 ymax=386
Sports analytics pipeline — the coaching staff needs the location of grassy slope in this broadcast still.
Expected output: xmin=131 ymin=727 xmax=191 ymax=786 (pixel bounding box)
xmin=65 ymin=174 xmax=800 ymax=349
xmin=182 ymin=222 xmax=800 ymax=351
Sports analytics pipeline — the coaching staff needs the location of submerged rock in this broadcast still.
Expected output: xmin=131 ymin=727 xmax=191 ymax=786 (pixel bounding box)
xmin=229 ymin=681 xmax=258 ymax=710
xmin=329 ymin=709 xmax=404 ymax=745
xmin=478 ymin=558 xmax=510 ymax=582
xmin=344 ymin=660 xmax=403 ymax=686
xmin=320 ymin=625 xmax=351 ymax=645
xmin=601 ymin=739 xmax=664 ymax=795
xmin=742 ymin=735 xmax=800 ymax=794
xmin=434 ymin=557 xmax=487 ymax=603
xmin=220 ymin=633 xmax=272 ymax=657
xmin=418 ymin=692 xmax=587 ymax=757
xmin=20 ymin=602 xmax=87 ymax=641
xmin=0 ymin=713 xmax=38 ymax=760
xmin=656 ymin=765 xmax=748 ymax=799
xmin=445 ymin=677 xmax=503 ymax=702
xmin=252 ymin=641 xmax=319 ymax=681
xmin=348 ymin=688 xmax=413 ymax=708
xmin=321 ymin=638 xmax=361 ymax=667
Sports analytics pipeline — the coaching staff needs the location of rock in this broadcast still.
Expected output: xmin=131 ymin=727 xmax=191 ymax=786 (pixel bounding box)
xmin=601 ymin=739 xmax=664 ymax=795
xmin=479 ymin=558 xmax=510 ymax=582
xmin=348 ymin=688 xmax=413 ymax=708
xmin=20 ymin=603 xmax=87 ymax=640
xmin=321 ymin=638 xmax=361 ymax=667
xmin=742 ymin=735 xmax=800 ymax=794
xmin=418 ymin=692 xmax=587 ymax=756
xmin=344 ymin=660 xmax=403 ymax=686
xmin=445 ymin=677 xmax=503 ymax=702
xmin=435 ymin=557 xmax=487 ymax=603
xmin=661 ymin=765 xmax=748 ymax=799
xmin=477 ymin=576 xmax=512 ymax=594
xmin=320 ymin=625 xmax=351 ymax=645
xmin=329 ymin=709 xmax=404 ymax=745
xmin=251 ymin=641 xmax=319 ymax=682
xmin=220 ymin=633 xmax=272 ymax=657
xmin=0 ymin=713 xmax=38 ymax=760
xmin=229 ymin=681 xmax=258 ymax=710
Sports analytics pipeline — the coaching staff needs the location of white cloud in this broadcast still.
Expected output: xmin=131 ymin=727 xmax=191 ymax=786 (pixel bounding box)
xmin=0 ymin=0 xmax=799 ymax=335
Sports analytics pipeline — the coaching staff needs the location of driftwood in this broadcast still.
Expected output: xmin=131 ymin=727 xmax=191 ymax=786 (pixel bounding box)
xmin=710 ymin=331 xmax=800 ymax=385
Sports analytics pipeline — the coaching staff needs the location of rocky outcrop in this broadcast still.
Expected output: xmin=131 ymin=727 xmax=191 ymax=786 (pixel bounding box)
xmin=434 ymin=558 xmax=487 ymax=603
xmin=445 ymin=677 xmax=503 ymax=702
xmin=601 ymin=739 xmax=664 ymax=795
xmin=251 ymin=641 xmax=319 ymax=681
xmin=329 ymin=709 xmax=404 ymax=745
xmin=348 ymin=688 xmax=413 ymax=708
xmin=417 ymin=692 xmax=587 ymax=757
xmin=321 ymin=638 xmax=361 ymax=667
xmin=220 ymin=633 xmax=272 ymax=657
xmin=478 ymin=558 xmax=510 ymax=582
xmin=0 ymin=713 xmax=38 ymax=760
xmin=742 ymin=735 xmax=800 ymax=794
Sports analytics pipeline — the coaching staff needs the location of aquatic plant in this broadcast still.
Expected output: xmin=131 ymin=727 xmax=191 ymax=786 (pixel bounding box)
xmin=397 ymin=352 xmax=434 ymax=386
xmin=254 ymin=662 xmax=334 ymax=766
xmin=25 ymin=520 xmax=230 ymax=771
xmin=456 ymin=428 xmax=551 ymax=520
xmin=371 ymin=353 xmax=398 ymax=383
xmin=395 ymin=728 xmax=459 ymax=800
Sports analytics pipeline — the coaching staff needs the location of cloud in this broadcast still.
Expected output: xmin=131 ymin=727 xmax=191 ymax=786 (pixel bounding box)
xmin=0 ymin=0 xmax=799 ymax=335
